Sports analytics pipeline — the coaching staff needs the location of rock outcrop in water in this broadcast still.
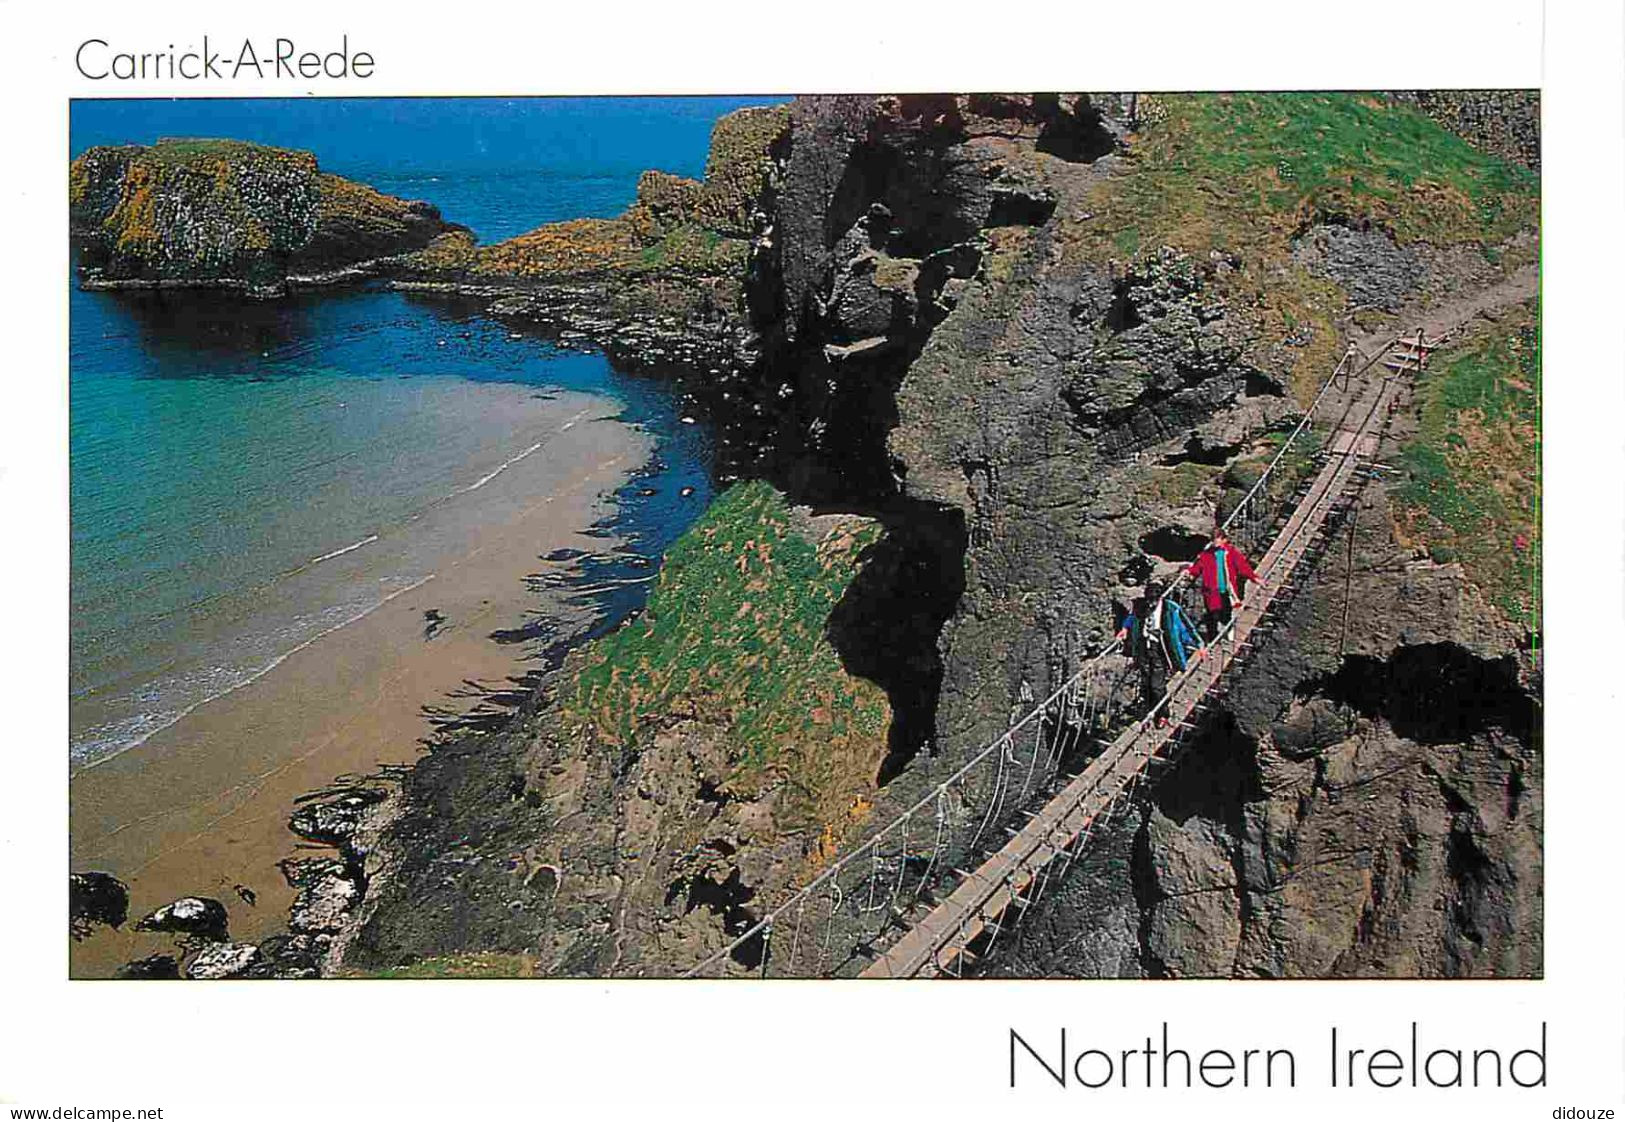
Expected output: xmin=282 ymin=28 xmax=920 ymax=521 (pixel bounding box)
xmin=70 ymin=138 xmax=463 ymax=295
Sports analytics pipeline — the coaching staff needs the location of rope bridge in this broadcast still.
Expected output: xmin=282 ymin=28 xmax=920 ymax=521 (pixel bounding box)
xmin=684 ymin=328 xmax=1438 ymax=979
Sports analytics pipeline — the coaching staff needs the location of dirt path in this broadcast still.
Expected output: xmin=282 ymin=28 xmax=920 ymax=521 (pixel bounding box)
xmin=1351 ymin=263 xmax=1539 ymax=356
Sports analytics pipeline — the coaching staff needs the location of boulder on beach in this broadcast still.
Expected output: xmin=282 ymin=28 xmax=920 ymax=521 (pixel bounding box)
xmin=185 ymin=942 xmax=262 ymax=980
xmin=69 ymin=871 xmax=129 ymax=940
xmin=288 ymin=785 xmax=390 ymax=849
xmin=133 ymin=896 xmax=230 ymax=942
xmin=280 ymin=857 xmax=363 ymax=935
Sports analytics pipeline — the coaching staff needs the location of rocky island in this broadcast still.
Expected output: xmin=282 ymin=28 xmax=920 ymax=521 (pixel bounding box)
xmin=69 ymin=92 xmax=1542 ymax=980
xmin=70 ymin=137 xmax=464 ymax=295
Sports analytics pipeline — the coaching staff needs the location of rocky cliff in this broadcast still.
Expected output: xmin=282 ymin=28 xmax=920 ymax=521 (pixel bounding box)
xmin=732 ymin=92 xmax=1541 ymax=979
xmin=70 ymin=138 xmax=462 ymax=294
xmin=224 ymin=92 xmax=1541 ymax=979
xmin=988 ymin=342 xmax=1542 ymax=976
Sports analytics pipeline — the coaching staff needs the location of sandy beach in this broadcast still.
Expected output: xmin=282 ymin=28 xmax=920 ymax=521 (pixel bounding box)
xmin=69 ymin=401 xmax=652 ymax=978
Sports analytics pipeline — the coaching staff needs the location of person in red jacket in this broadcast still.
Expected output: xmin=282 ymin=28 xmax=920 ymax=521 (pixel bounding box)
xmin=1186 ymin=527 xmax=1259 ymax=643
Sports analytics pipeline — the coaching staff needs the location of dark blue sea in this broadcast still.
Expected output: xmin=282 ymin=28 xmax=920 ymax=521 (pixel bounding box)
xmin=69 ymin=97 xmax=777 ymax=767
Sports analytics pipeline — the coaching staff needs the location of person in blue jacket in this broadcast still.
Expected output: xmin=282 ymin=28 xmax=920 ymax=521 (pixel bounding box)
xmin=1115 ymin=580 xmax=1205 ymax=725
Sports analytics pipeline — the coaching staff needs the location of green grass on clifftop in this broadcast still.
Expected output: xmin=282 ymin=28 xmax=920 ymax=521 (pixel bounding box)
xmin=556 ymin=480 xmax=891 ymax=838
xmin=1395 ymin=303 xmax=1540 ymax=629
xmin=1096 ymin=93 xmax=1538 ymax=256
xmin=1165 ymin=93 xmax=1535 ymax=242
xmin=1069 ymin=93 xmax=1540 ymax=403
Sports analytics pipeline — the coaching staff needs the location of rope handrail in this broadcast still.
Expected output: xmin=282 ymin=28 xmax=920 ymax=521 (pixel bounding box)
xmin=682 ymin=635 xmax=1125 ymax=976
xmin=684 ymin=326 xmax=1423 ymax=978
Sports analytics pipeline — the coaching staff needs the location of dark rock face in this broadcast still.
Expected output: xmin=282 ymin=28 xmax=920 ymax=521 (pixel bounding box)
xmin=133 ymin=896 xmax=229 ymax=942
xmin=1293 ymin=224 xmax=1425 ymax=312
xmin=280 ymin=858 xmax=362 ymax=936
xmin=288 ymin=785 xmax=390 ymax=851
xmin=69 ymin=139 xmax=462 ymax=293
xmin=69 ymin=872 xmax=129 ymax=940
xmin=746 ymin=94 xmax=1119 ymax=505
xmin=987 ymin=483 xmax=1541 ymax=978
xmin=887 ymin=240 xmax=1279 ymax=795
xmin=245 ymin=934 xmax=324 ymax=979
xmin=345 ymin=719 xmax=561 ymax=970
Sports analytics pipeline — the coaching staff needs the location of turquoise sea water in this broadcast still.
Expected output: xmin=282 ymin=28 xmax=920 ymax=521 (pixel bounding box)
xmin=69 ymin=97 xmax=775 ymax=766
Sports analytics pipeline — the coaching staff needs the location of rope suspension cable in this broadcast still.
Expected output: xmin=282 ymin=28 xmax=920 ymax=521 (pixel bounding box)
xmin=820 ymin=878 xmax=843 ymax=965
xmin=913 ymin=789 xmax=948 ymax=906
xmin=787 ymin=898 xmax=806 ymax=973
xmin=969 ymin=737 xmax=1014 ymax=851
xmin=861 ymin=842 xmax=885 ymax=913
xmin=681 ymin=642 xmax=1119 ymax=976
xmin=1044 ymin=705 xmax=1067 ymax=776
xmin=890 ymin=812 xmax=911 ymax=905
xmin=1018 ymin=720 xmax=1045 ymax=800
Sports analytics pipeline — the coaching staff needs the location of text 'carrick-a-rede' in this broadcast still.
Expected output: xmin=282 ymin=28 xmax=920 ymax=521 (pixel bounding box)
xmin=75 ymin=36 xmax=375 ymax=80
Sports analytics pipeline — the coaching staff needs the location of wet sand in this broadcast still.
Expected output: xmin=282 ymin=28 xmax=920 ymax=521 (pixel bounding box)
xmin=69 ymin=406 xmax=652 ymax=978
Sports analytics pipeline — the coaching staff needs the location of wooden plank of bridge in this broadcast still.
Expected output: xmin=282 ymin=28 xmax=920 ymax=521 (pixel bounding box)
xmin=859 ymin=370 xmax=1406 ymax=979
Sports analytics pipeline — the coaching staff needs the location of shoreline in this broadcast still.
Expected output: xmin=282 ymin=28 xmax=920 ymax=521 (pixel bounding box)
xmin=68 ymin=403 xmax=655 ymax=978
xmin=74 ymin=252 xmax=427 ymax=300
xmin=70 ymin=569 xmax=438 ymax=774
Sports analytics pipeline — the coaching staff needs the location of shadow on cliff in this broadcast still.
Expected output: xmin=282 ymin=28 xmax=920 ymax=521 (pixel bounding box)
xmin=1297 ymin=642 xmax=1537 ymax=745
xmin=826 ymin=502 xmax=968 ymax=785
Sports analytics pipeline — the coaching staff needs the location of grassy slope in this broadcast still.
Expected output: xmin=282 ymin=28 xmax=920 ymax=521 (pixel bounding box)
xmin=1071 ymin=93 xmax=1540 ymax=402
xmin=555 ymin=481 xmax=891 ymax=836
xmin=1395 ymin=304 xmax=1541 ymax=630
xmin=1078 ymin=94 xmax=1539 ymax=626
xmin=1087 ymin=93 xmax=1537 ymax=260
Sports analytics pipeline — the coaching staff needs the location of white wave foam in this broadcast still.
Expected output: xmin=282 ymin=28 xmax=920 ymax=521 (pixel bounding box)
xmin=464 ymin=439 xmax=544 ymax=492
xmin=308 ymin=533 xmax=380 ymax=565
xmin=71 ymin=572 xmax=438 ymax=772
